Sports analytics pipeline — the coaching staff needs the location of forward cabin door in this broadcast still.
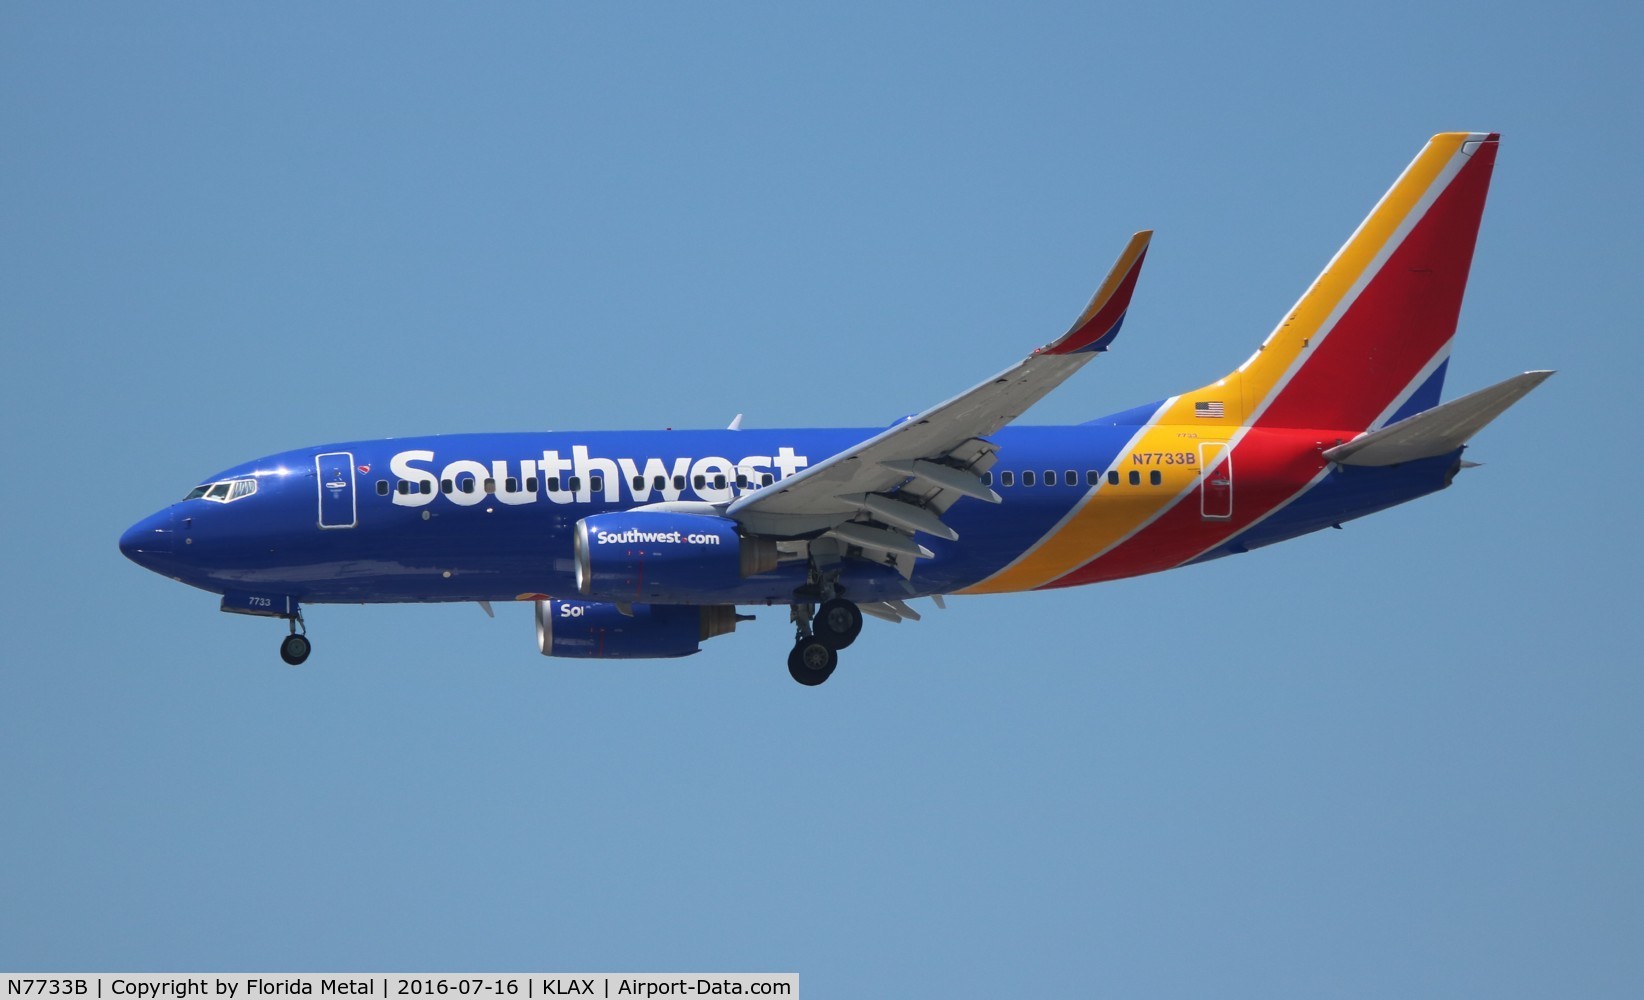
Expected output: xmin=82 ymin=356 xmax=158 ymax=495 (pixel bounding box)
xmin=1198 ymin=442 xmax=1233 ymax=520
xmin=316 ymin=451 xmax=358 ymax=529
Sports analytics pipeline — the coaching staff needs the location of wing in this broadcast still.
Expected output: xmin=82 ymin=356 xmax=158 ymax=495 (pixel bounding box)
xmin=728 ymin=230 xmax=1152 ymax=571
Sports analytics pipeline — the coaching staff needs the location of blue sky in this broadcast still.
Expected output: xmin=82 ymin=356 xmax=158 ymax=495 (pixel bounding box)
xmin=3 ymin=2 xmax=1640 ymax=995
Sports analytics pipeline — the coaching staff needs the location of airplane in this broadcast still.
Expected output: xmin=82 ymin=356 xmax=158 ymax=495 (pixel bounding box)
xmin=120 ymin=132 xmax=1550 ymax=686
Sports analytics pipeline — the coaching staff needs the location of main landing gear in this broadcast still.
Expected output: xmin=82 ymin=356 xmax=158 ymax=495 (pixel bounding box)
xmin=786 ymin=597 xmax=863 ymax=686
xmin=279 ymin=608 xmax=311 ymax=665
xmin=813 ymin=598 xmax=864 ymax=650
xmin=787 ymin=638 xmax=836 ymax=686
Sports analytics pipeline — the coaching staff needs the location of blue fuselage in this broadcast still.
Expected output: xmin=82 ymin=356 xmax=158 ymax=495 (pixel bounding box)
xmin=119 ymin=423 xmax=1460 ymax=608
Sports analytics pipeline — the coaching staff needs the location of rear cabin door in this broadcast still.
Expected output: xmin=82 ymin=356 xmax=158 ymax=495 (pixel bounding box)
xmin=1198 ymin=442 xmax=1233 ymax=520
xmin=316 ymin=451 xmax=358 ymax=529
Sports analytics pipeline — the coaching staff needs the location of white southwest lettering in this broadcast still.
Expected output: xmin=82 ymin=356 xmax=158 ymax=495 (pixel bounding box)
xmin=389 ymin=450 xmax=437 ymax=507
xmin=442 ymin=459 xmax=489 ymax=507
xmin=594 ymin=529 xmax=722 ymax=545
xmin=690 ymin=455 xmax=735 ymax=503
xmin=571 ymin=445 xmax=617 ymax=504
xmin=389 ymin=446 xmax=809 ymax=508
xmin=540 ymin=450 xmax=574 ymax=503
xmin=492 ymin=459 xmax=538 ymax=505
xmin=617 ymin=455 xmax=692 ymax=502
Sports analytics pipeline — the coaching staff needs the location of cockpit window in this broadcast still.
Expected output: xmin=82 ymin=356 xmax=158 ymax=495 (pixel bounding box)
xmin=184 ymin=478 xmax=259 ymax=503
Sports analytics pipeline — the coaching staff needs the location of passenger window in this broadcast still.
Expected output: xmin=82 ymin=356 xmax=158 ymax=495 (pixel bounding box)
xmin=982 ymin=471 xmax=994 ymax=486
xmin=1129 ymin=471 xmax=1141 ymax=485
xmin=632 ymin=475 xmax=645 ymax=490
xmin=483 ymin=478 xmax=496 ymax=493
xmin=736 ymin=473 xmax=748 ymax=488
xmin=397 ymin=481 xmax=410 ymax=495
xmin=459 ymin=478 xmax=476 ymax=494
xmin=713 ymin=474 xmax=726 ymax=489
xmin=1045 ymin=469 xmax=1055 ymax=485
xmin=1150 ymin=470 xmax=1162 ymax=486
xmin=589 ymin=476 xmax=603 ymax=493
xmin=376 ymin=480 xmax=389 ymax=496
xmin=441 ymin=479 xmax=453 ymax=494
xmin=654 ymin=475 xmax=666 ymax=490
xmin=1023 ymin=470 xmax=1036 ymax=487
xmin=505 ymin=477 xmax=518 ymax=492
xmin=693 ymin=474 xmax=706 ymax=490
xmin=761 ymin=473 xmax=773 ymax=486
xmin=568 ymin=476 xmax=582 ymax=492
xmin=1000 ymin=471 xmax=1015 ymax=487
xmin=1086 ymin=470 xmax=1099 ymax=486
xmin=420 ymin=481 xmax=432 ymax=495
xmin=525 ymin=477 xmax=537 ymax=492
xmin=1065 ymin=470 xmax=1077 ymax=486
xmin=548 ymin=477 xmax=561 ymax=491
xmin=675 ymin=475 xmax=688 ymax=490
xmin=1108 ymin=471 xmax=1120 ymax=485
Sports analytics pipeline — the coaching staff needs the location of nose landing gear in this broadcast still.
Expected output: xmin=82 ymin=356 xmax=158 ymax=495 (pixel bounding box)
xmin=279 ymin=609 xmax=311 ymax=665
xmin=280 ymin=633 xmax=311 ymax=665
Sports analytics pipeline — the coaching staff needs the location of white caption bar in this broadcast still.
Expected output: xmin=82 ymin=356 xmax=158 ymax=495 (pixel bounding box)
xmin=2 ymin=976 xmax=797 ymax=1000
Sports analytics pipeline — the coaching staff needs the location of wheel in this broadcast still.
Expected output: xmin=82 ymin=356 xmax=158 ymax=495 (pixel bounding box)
xmin=812 ymin=598 xmax=863 ymax=650
xmin=280 ymin=633 xmax=311 ymax=666
xmin=787 ymin=638 xmax=837 ymax=686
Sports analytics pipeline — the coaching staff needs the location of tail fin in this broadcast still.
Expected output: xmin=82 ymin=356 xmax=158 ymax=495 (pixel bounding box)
xmin=1179 ymin=132 xmax=1499 ymax=433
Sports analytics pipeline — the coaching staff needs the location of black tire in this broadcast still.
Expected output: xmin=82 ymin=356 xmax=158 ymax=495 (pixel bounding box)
xmin=280 ymin=633 xmax=311 ymax=666
xmin=787 ymin=639 xmax=837 ymax=686
xmin=812 ymin=598 xmax=863 ymax=650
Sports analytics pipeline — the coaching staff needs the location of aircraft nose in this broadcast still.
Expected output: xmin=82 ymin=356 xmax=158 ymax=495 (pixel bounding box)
xmin=120 ymin=509 xmax=176 ymax=567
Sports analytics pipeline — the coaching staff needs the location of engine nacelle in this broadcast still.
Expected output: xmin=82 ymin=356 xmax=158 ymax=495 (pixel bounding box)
xmin=573 ymin=511 xmax=779 ymax=603
xmin=535 ymin=600 xmax=741 ymax=659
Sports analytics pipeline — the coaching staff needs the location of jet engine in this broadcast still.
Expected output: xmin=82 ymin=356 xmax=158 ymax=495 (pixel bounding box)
xmin=573 ymin=511 xmax=779 ymax=602
xmin=535 ymin=599 xmax=742 ymax=659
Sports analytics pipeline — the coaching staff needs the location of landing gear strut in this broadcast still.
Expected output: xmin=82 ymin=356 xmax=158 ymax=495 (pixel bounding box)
xmin=279 ymin=609 xmax=310 ymax=665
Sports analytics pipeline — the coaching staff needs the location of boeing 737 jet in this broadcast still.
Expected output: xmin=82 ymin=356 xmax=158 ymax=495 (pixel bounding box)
xmin=121 ymin=132 xmax=1549 ymax=685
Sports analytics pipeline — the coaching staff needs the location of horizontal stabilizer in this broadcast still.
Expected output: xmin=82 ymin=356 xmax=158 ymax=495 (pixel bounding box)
xmin=1323 ymin=371 xmax=1553 ymax=466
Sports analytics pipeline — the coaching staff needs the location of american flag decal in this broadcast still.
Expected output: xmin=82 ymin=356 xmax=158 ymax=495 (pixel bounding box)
xmin=1194 ymin=401 xmax=1225 ymax=418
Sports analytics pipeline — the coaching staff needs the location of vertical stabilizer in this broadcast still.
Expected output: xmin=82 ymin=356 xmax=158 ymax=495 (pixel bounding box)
xmin=1182 ymin=132 xmax=1499 ymax=434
